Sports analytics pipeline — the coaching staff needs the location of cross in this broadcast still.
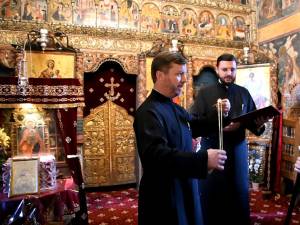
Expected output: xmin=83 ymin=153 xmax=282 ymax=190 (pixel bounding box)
xmin=104 ymin=77 xmax=120 ymax=97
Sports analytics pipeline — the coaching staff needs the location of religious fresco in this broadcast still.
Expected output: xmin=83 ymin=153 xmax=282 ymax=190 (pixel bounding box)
xmin=198 ymin=10 xmax=215 ymax=37
xmin=21 ymin=0 xmax=47 ymax=22
xmin=180 ymin=8 xmax=197 ymax=36
xmin=141 ymin=3 xmax=160 ymax=33
xmin=216 ymin=14 xmax=232 ymax=39
xmin=96 ymin=0 xmax=118 ymax=28
xmin=262 ymin=31 xmax=300 ymax=113
xmin=119 ymin=0 xmax=139 ymax=29
xmin=73 ymin=0 xmax=96 ymax=26
xmin=119 ymin=0 xmax=140 ymax=29
xmin=0 ymin=0 xmax=252 ymax=43
xmin=26 ymin=52 xmax=75 ymax=78
xmin=0 ymin=0 xmax=20 ymax=19
xmin=258 ymin=0 xmax=300 ymax=27
xmin=161 ymin=5 xmax=180 ymax=34
xmin=49 ymin=0 xmax=72 ymax=24
xmin=232 ymin=16 xmax=246 ymax=41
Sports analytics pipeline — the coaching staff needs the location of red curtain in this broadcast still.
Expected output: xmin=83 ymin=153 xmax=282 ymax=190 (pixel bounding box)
xmin=56 ymin=108 xmax=82 ymax=185
xmin=269 ymin=112 xmax=283 ymax=193
xmin=56 ymin=108 xmax=88 ymax=224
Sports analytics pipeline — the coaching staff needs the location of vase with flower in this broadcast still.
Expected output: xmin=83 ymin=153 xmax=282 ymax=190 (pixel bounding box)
xmin=0 ymin=128 xmax=10 ymax=192
xmin=249 ymin=148 xmax=263 ymax=191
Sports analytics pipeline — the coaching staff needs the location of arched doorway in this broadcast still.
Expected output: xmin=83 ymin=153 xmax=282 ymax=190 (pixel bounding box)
xmin=83 ymin=60 xmax=137 ymax=186
xmin=193 ymin=66 xmax=218 ymax=99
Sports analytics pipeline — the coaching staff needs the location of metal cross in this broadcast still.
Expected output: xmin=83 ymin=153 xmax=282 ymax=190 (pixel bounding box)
xmin=104 ymin=77 xmax=120 ymax=96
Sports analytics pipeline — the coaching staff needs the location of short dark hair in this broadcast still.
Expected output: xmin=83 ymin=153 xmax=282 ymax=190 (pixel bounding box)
xmin=151 ymin=51 xmax=187 ymax=83
xmin=216 ymin=53 xmax=238 ymax=67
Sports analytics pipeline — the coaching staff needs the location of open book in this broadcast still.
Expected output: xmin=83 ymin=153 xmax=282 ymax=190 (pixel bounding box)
xmin=231 ymin=105 xmax=280 ymax=124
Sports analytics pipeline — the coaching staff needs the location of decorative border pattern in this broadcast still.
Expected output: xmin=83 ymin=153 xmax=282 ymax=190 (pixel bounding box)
xmin=0 ymin=84 xmax=84 ymax=96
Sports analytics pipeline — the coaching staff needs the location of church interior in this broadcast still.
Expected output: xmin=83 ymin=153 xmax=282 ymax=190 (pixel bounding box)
xmin=0 ymin=0 xmax=300 ymax=224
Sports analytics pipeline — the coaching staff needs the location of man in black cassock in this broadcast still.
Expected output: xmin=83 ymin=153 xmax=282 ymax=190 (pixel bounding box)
xmin=190 ymin=53 xmax=268 ymax=225
xmin=134 ymin=51 xmax=228 ymax=225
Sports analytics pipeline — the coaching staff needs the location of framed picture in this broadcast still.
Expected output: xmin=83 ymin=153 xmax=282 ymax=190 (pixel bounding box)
xmin=25 ymin=51 xmax=75 ymax=78
xmin=11 ymin=107 xmax=50 ymax=157
xmin=236 ymin=64 xmax=272 ymax=109
xmin=17 ymin=124 xmax=45 ymax=155
xmin=9 ymin=158 xmax=39 ymax=197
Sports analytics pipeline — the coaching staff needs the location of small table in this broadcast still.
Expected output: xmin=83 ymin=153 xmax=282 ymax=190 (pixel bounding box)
xmin=0 ymin=178 xmax=79 ymax=224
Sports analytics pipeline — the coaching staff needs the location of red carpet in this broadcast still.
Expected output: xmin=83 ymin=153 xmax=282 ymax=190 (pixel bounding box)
xmin=87 ymin=188 xmax=138 ymax=225
xmin=87 ymin=188 xmax=300 ymax=225
xmin=250 ymin=190 xmax=300 ymax=225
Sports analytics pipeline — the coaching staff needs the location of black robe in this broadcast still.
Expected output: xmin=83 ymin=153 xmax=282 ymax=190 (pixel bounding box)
xmin=190 ymin=81 xmax=265 ymax=225
xmin=134 ymin=90 xmax=211 ymax=225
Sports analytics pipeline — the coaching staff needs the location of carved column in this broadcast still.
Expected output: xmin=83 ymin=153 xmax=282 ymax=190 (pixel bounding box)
xmin=74 ymin=51 xmax=84 ymax=145
xmin=75 ymin=51 xmax=84 ymax=84
xmin=186 ymin=56 xmax=194 ymax=108
xmin=270 ymin=62 xmax=278 ymax=107
xmin=137 ymin=54 xmax=147 ymax=108
xmin=136 ymin=54 xmax=147 ymax=187
xmin=249 ymin=0 xmax=258 ymax=43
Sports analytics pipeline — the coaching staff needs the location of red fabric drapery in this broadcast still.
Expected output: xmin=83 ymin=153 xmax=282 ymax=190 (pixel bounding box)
xmin=56 ymin=108 xmax=83 ymax=185
xmin=56 ymin=108 xmax=88 ymax=224
xmin=269 ymin=112 xmax=283 ymax=193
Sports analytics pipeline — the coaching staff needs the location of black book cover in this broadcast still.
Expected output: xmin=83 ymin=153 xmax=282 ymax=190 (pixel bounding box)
xmin=231 ymin=105 xmax=280 ymax=124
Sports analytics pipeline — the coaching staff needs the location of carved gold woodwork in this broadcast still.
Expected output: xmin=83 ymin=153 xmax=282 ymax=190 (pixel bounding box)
xmin=137 ymin=54 xmax=147 ymax=108
xmin=83 ymin=100 xmax=136 ymax=186
xmin=82 ymin=51 xmax=138 ymax=75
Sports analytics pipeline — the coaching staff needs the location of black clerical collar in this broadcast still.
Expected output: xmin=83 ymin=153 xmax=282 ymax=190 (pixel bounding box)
xmin=151 ymin=89 xmax=172 ymax=102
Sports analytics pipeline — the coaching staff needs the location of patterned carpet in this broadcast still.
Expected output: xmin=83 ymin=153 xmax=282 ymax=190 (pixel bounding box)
xmin=250 ymin=190 xmax=300 ymax=225
xmin=87 ymin=188 xmax=300 ymax=225
xmin=87 ymin=188 xmax=138 ymax=225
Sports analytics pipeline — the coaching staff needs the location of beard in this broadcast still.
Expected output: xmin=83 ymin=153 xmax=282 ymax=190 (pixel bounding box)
xmin=220 ymin=76 xmax=235 ymax=84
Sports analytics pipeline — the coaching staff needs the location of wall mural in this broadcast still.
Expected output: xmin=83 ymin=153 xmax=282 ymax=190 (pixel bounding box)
xmin=49 ymin=0 xmax=72 ymax=24
xmin=232 ymin=16 xmax=246 ymax=41
xmin=261 ymin=31 xmax=300 ymax=114
xmin=0 ymin=0 xmax=20 ymax=20
xmin=198 ymin=10 xmax=215 ymax=37
xmin=21 ymin=0 xmax=47 ymax=22
xmin=181 ymin=8 xmax=197 ymax=36
xmin=73 ymin=0 xmax=96 ymax=26
xmin=119 ymin=0 xmax=139 ymax=29
xmin=0 ymin=0 xmax=249 ymax=42
xmin=161 ymin=5 xmax=180 ymax=34
xmin=141 ymin=3 xmax=160 ymax=33
xmin=216 ymin=14 xmax=232 ymax=40
xmin=258 ymin=0 xmax=300 ymax=27
xmin=97 ymin=0 xmax=118 ymax=28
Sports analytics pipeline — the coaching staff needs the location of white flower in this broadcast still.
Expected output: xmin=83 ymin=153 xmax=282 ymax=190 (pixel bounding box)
xmin=255 ymin=159 xmax=261 ymax=164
